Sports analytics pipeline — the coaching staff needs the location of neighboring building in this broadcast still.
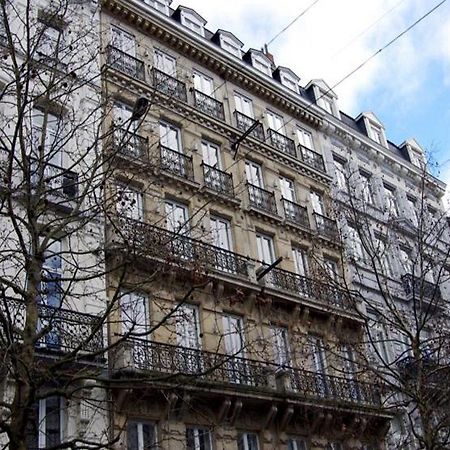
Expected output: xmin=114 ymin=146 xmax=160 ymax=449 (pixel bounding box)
xmin=102 ymin=0 xmax=391 ymax=449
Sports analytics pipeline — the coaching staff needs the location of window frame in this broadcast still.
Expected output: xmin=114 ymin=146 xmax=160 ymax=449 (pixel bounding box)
xmin=186 ymin=426 xmax=212 ymax=450
xmin=255 ymin=232 xmax=275 ymax=264
xmin=234 ymin=92 xmax=254 ymax=118
xmin=116 ymin=183 xmax=144 ymax=220
xmin=110 ymin=25 xmax=136 ymax=56
xmin=127 ymin=420 xmax=157 ymax=450
xmin=180 ymin=10 xmax=205 ymax=37
xmin=193 ymin=70 xmax=214 ymax=97
xmin=238 ymin=432 xmax=260 ymax=450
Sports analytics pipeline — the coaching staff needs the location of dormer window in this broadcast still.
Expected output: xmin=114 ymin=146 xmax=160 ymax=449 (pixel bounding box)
xmin=318 ymin=96 xmax=333 ymax=114
xmin=274 ymin=67 xmax=300 ymax=94
xmin=178 ymin=8 xmax=206 ymax=37
xmin=253 ymin=56 xmax=271 ymax=75
xmin=143 ymin=0 xmax=171 ymax=15
xmin=370 ymin=125 xmax=384 ymax=145
xmin=214 ymin=30 xmax=243 ymax=58
xmin=356 ymin=112 xmax=387 ymax=147
xmin=306 ymin=80 xmax=339 ymax=117
xmin=402 ymin=139 xmax=426 ymax=169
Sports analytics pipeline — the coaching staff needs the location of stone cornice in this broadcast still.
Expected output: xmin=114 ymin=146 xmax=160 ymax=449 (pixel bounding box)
xmin=102 ymin=0 xmax=323 ymax=129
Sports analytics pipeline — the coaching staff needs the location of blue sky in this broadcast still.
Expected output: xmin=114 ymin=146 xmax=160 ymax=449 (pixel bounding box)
xmin=172 ymin=0 xmax=450 ymax=204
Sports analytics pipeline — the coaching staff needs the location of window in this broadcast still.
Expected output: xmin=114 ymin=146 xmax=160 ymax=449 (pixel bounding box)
xmin=292 ymin=248 xmax=309 ymax=277
xmin=288 ymin=438 xmax=307 ymax=450
xmin=127 ymin=421 xmax=157 ymax=450
xmin=375 ymin=236 xmax=393 ymax=277
xmin=267 ymin=110 xmax=284 ymax=134
xmin=220 ymin=35 xmax=242 ymax=58
xmin=383 ymin=184 xmax=398 ymax=217
xmin=333 ymin=158 xmax=347 ymax=191
xmin=367 ymin=310 xmax=391 ymax=364
xmin=280 ymin=74 xmax=299 ymax=93
xmin=318 ymin=96 xmax=333 ymax=114
xmin=406 ymin=196 xmax=419 ymax=226
xmin=309 ymin=336 xmax=328 ymax=396
xmin=324 ymin=258 xmax=338 ymax=281
xmin=370 ymin=125 xmax=384 ymax=145
xmin=238 ymin=432 xmax=259 ymax=450
xmin=164 ymin=200 xmax=189 ymax=234
xmin=210 ymin=216 xmax=232 ymax=251
xmin=154 ymin=49 xmax=176 ymax=75
xmin=222 ymin=314 xmax=246 ymax=383
xmin=256 ymin=233 xmax=275 ymax=264
xmin=201 ymin=140 xmax=221 ymax=168
xmin=360 ymin=171 xmax=375 ymax=205
xmin=271 ymin=326 xmax=290 ymax=366
xmin=409 ymin=150 xmax=424 ymax=168
xmin=40 ymin=239 xmax=62 ymax=309
xmin=347 ymin=226 xmax=365 ymax=262
xmin=159 ymin=121 xmax=182 ymax=152
xmin=180 ymin=11 xmax=206 ymax=36
xmin=245 ymin=160 xmax=263 ymax=188
xmin=327 ymin=443 xmax=344 ymax=450
xmin=193 ymin=71 xmax=214 ymax=97
xmin=32 ymin=109 xmax=62 ymax=164
xmin=186 ymin=427 xmax=212 ymax=450
xmin=37 ymin=22 xmax=64 ymax=60
xmin=142 ymin=0 xmax=170 ymax=15
xmin=251 ymin=54 xmax=272 ymax=75
xmin=120 ymin=292 xmax=149 ymax=337
xmin=111 ymin=25 xmax=135 ymax=55
xmin=116 ymin=184 xmax=143 ymax=220
xmin=310 ymin=191 xmax=325 ymax=216
xmin=175 ymin=304 xmax=200 ymax=349
xmin=399 ymin=248 xmax=412 ymax=274
xmin=234 ymin=92 xmax=254 ymax=118
xmin=341 ymin=344 xmax=359 ymax=399
xmin=279 ymin=176 xmax=296 ymax=202
xmin=296 ymin=127 xmax=314 ymax=150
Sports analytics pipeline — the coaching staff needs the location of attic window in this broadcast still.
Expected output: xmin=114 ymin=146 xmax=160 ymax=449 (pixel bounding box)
xmin=252 ymin=54 xmax=272 ymax=76
xmin=318 ymin=96 xmax=334 ymax=114
xmin=409 ymin=150 xmax=424 ymax=168
xmin=370 ymin=125 xmax=384 ymax=145
xmin=219 ymin=35 xmax=242 ymax=58
xmin=280 ymin=73 xmax=298 ymax=93
xmin=180 ymin=11 xmax=205 ymax=37
xmin=143 ymin=0 xmax=170 ymax=15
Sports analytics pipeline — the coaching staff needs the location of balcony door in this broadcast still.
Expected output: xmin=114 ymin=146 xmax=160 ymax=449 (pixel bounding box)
xmin=310 ymin=190 xmax=325 ymax=216
xmin=267 ymin=110 xmax=284 ymax=135
xmin=210 ymin=216 xmax=232 ymax=251
xmin=222 ymin=315 xmax=246 ymax=383
xmin=245 ymin=161 xmax=263 ymax=188
xmin=193 ymin=70 xmax=214 ymax=97
xmin=120 ymin=292 xmax=149 ymax=338
xmin=159 ymin=121 xmax=182 ymax=152
xmin=176 ymin=304 xmax=202 ymax=373
xmin=159 ymin=121 xmax=185 ymax=176
xmin=201 ymin=140 xmax=221 ymax=168
xmin=310 ymin=337 xmax=328 ymax=397
xmin=271 ymin=326 xmax=290 ymax=367
xmin=279 ymin=176 xmax=296 ymax=202
xmin=165 ymin=201 xmax=191 ymax=259
xmin=111 ymin=25 xmax=135 ymax=56
xmin=256 ymin=233 xmax=274 ymax=265
xmin=292 ymin=248 xmax=309 ymax=277
xmin=113 ymin=102 xmax=142 ymax=157
xmin=234 ymin=92 xmax=254 ymax=118
xmin=154 ymin=49 xmax=176 ymax=76
xmin=116 ymin=184 xmax=143 ymax=221
xmin=342 ymin=345 xmax=360 ymax=400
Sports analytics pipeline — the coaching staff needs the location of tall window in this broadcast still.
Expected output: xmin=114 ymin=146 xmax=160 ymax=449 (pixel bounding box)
xmin=180 ymin=11 xmax=205 ymax=36
xmin=143 ymin=0 xmax=170 ymax=15
xmin=222 ymin=314 xmax=245 ymax=383
xmin=324 ymin=258 xmax=338 ymax=281
xmin=201 ymin=140 xmax=221 ymax=168
xmin=347 ymin=225 xmax=365 ymax=262
xmin=32 ymin=109 xmax=62 ymax=165
xmin=193 ymin=71 xmax=214 ymax=97
xmin=406 ymin=196 xmax=419 ymax=226
xmin=309 ymin=336 xmax=328 ymax=397
xmin=288 ymin=438 xmax=308 ymax=450
xmin=245 ymin=160 xmax=263 ymax=188
xmin=127 ymin=421 xmax=157 ymax=450
xmin=292 ymin=248 xmax=309 ymax=277
xmin=159 ymin=121 xmax=182 ymax=152
xmin=111 ymin=25 xmax=135 ymax=55
xmin=164 ymin=200 xmax=189 ymax=234
xmin=120 ymin=292 xmax=149 ymax=337
xmin=116 ymin=184 xmax=143 ymax=220
xmin=333 ymin=158 xmax=347 ymax=191
xmin=256 ymin=233 xmax=275 ymax=264
xmin=154 ymin=49 xmax=176 ymax=75
xmin=399 ymin=248 xmax=412 ymax=274
xmin=310 ymin=191 xmax=325 ymax=216
xmin=238 ymin=432 xmax=259 ymax=450
xmin=234 ymin=92 xmax=254 ymax=118
xmin=271 ymin=326 xmax=290 ymax=366
xmin=370 ymin=125 xmax=384 ymax=145
xmin=296 ymin=128 xmax=314 ymax=149
xmin=375 ymin=237 xmax=393 ymax=277
xmin=367 ymin=310 xmax=391 ymax=364
xmin=267 ymin=110 xmax=284 ymax=134
xmin=383 ymin=184 xmax=398 ymax=217
xmin=279 ymin=176 xmax=296 ymax=202
xmin=186 ymin=427 xmax=212 ymax=450
xmin=37 ymin=22 xmax=64 ymax=60
xmin=210 ymin=216 xmax=232 ymax=251
xmin=175 ymin=304 xmax=200 ymax=349
xmin=360 ymin=171 xmax=374 ymax=205
xmin=318 ymin=96 xmax=334 ymax=114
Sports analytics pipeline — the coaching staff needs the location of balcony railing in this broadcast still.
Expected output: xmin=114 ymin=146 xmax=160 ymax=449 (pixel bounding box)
xmin=234 ymin=111 xmax=265 ymax=142
xmin=31 ymin=161 xmax=78 ymax=200
xmin=264 ymin=266 xmax=354 ymax=312
xmin=247 ymin=183 xmax=278 ymax=215
xmin=282 ymin=198 xmax=310 ymax=229
xmin=402 ymin=273 xmax=442 ymax=303
xmin=113 ymin=127 xmax=148 ymax=160
xmin=115 ymin=338 xmax=382 ymax=408
xmin=202 ymin=163 xmax=234 ymax=197
xmin=118 ymin=217 xmax=250 ymax=277
xmin=151 ymin=67 xmax=187 ymax=103
xmin=193 ymin=90 xmax=225 ymax=121
xmin=268 ymin=129 xmax=296 ymax=157
xmin=160 ymin=145 xmax=194 ymax=181
xmin=0 ymin=298 xmax=103 ymax=353
xmin=314 ymin=213 xmax=339 ymax=242
xmin=106 ymin=45 xmax=145 ymax=81
xmin=298 ymin=145 xmax=326 ymax=172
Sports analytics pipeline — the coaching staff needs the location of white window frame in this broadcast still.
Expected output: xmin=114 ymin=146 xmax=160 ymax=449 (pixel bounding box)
xmin=280 ymin=73 xmax=299 ymax=93
xmin=111 ymin=25 xmax=135 ymax=56
xmin=180 ymin=11 xmax=205 ymax=37
xmin=279 ymin=176 xmax=296 ymax=202
xmin=292 ymin=248 xmax=309 ymax=277
xmin=310 ymin=190 xmax=325 ymax=216
xmin=219 ymin=35 xmax=242 ymax=58
xmin=296 ymin=127 xmax=314 ymax=150
xmin=142 ymin=0 xmax=170 ymax=15
xmin=38 ymin=397 xmax=64 ymax=449
xmin=164 ymin=200 xmax=189 ymax=234
xmin=360 ymin=171 xmax=375 ymax=205
xmin=406 ymin=196 xmax=419 ymax=226
xmin=333 ymin=158 xmax=347 ymax=191
xmin=267 ymin=110 xmax=284 ymax=134
xmin=347 ymin=225 xmax=365 ymax=262
xmin=116 ymin=184 xmax=143 ymax=220
xmin=375 ymin=236 xmax=394 ymax=278
xmin=186 ymin=426 xmax=212 ymax=450
xmin=159 ymin=120 xmax=182 ymax=152
xmin=154 ymin=48 xmax=176 ymax=75
xmin=251 ymin=54 xmax=272 ymax=76
xmin=288 ymin=438 xmax=307 ymax=450
xmin=238 ymin=432 xmax=260 ymax=450
xmin=210 ymin=216 xmax=233 ymax=251
xmin=127 ymin=420 xmax=157 ymax=450
xmin=176 ymin=304 xmax=201 ymax=349
xmin=193 ymin=70 xmax=214 ymax=97
xmin=201 ymin=140 xmax=221 ymax=168
xmin=370 ymin=124 xmax=385 ymax=146
xmin=222 ymin=314 xmax=245 ymax=358
xmin=318 ymin=96 xmax=334 ymax=115
xmin=383 ymin=184 xmax=399 ymax=217
xmin=245 ymin=160 xmax=263 ymax=188
xmin=256 ymin=233 xmax=275 ymax=264
xmin=119 ymin=292 xmax=149 ymax=337
xmin=271 ymin=325 xmax=290 ymax=366
xmin=38 ymin=22 xmax=64 ymax=59
xmin=234 ymin=92 xmax=254 ymax=118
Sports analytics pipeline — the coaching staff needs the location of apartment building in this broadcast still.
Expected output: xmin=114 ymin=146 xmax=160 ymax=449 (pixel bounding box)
xmin=102 ymin=1 xmax=392 ymax=449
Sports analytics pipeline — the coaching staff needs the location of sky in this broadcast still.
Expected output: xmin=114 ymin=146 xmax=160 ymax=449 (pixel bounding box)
xmin=172 ymin=0 xmax=450 ymax=206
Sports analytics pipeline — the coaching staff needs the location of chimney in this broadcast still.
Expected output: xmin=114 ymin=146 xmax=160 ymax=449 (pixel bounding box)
xmin=262 ymin=44 xmax=275 ymax=66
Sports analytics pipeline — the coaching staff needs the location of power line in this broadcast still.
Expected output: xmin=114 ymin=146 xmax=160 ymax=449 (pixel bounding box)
xmin=266 ymin=0 xmax=321 ymax=47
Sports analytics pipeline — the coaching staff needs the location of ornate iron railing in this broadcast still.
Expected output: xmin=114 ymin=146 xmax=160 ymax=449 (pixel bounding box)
xmin=402 ymin=273 xmax=442 ymax=302
xmin=115 ymin=339 xmax=382 ymax=408
xmin=234 ymin=111 xmax=265 ymax=141
xmin=263 ymin=266 xmax=354 ymax=312
xmin=106 ymin=45 xmax=145 ymax=81
xmin=0 ymin=298 xmax=103 ymax=353
xmin=202 ymin=163 xmax=234 ymax=197
xmin=314 ymin=213 xmax=339 ymax=242
xmin=31 ymin=161 xmax=78 ymax=200
xmin=160 ymin=145 xmax=194 ymax=181
xmin=247 ymin=183 xmax=278 ymax=215
xmin=113 ymin=127 xmax=148 ymax=160
xmin=193 ymin=90 xmax=225 ymax=121
xmin=151 ymin=67 xmax=187 ymax=103
xmin=298 ymin=145 xmax=326 ymax=172
xmin=268 ymin=129 xmax=296 ymax=157
xmin=118 ymin=217 xmax=249 ymax=277
xmin=282 ymin=198 xmax=310 ymax=229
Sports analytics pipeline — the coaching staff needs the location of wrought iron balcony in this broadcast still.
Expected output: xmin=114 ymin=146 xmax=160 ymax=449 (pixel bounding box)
xmin=401 ymin=273 xmax=442 ymax=303
xmin=160 ymin=145 xmax=194 ymax=181
xmin=263 ymin=266 xmax=354 ymax=313
xmin=1 ymin=298 xmax=103 ymax=354
xmin=31 ymin=161 xmax=78 ymax=200
xmin=193 ymin=89 xmax=225 ymax=121
xmin=298 ymin=145 xmax=326 ymax=172
xmin=151 ymin=67 xmax=187 ymax=103
xmin=282 ymin=198 xmax=310 ymax=229
xmin=118 ymin=217 xmax=250 ymax=277
xmin=314 ymin=213 xmax=339 ymax=242
xmin=234 ymin=111 xmax=265 ymax=142
xmin=202 ymin=163 xmax=234 ymax=197
xmin=113 ymin=127 xmax=148 ymax=160
xmin=106 ymin=45 xmax=145 ymax=81
xmin=268 ymin=129 xmax=296 ymax=157
xmin=114 ymin=338 xmax=382 ymax=409
xmin=247 ymin=183 xmax=278 ymax=215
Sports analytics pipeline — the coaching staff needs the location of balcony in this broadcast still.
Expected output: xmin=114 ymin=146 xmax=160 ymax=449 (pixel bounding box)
xmin=151 ymin=67 xmax=187 ymax=103
xmin=193 ymin=89 xmax=225 ymax=121
xmin=118 ymin=217 xmax=250 ymax=278
xmin=264 ymin=266 xmax=355 ymax=313
xmin=1 ymin=298 xmax=103 ymax=354
xmin=401 ymin=273 xmax=442 ymax=303
xmin=282 ymin=198 xmax=310 ymax=230
xmin=106 ymin=45 xmax=145 ymax=81
xmin=247 ymin=183 xmax=278 ymax=216
xmin=268 ymin=129 xmax=296 ymax=157
xmin=314 ymin=213 xmax=339 ymax=242
xmin=202 ymin=163 xmax=234 ymax=197
xmin=234 ymin=111 xmax=265 ymax=142
xmin=160 ymin=145 xmax=194 ymax=181
xmin=114 ymin=338 xmax=382 ymax=409
xmin=298 ymin=145 xmax=326 ymax=172
xmin=113 ymin=127 xmax=148 ymax=160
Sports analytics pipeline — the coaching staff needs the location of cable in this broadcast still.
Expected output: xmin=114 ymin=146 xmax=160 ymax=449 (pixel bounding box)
xmin=266 ymin=0 xmax=321 ymax=47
